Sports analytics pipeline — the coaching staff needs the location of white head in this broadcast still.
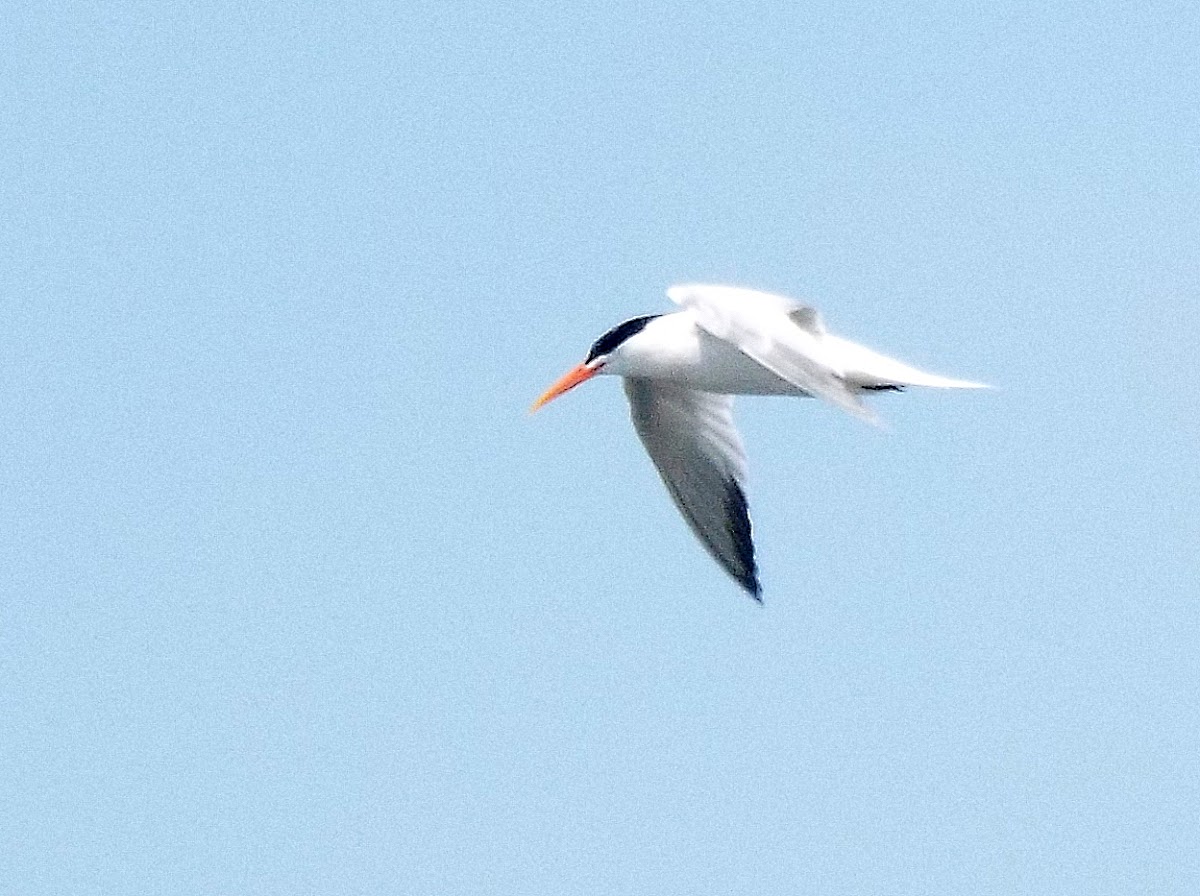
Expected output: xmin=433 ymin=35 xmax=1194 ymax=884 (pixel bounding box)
xmin=530 ymin=315 xmax=660 ymax=410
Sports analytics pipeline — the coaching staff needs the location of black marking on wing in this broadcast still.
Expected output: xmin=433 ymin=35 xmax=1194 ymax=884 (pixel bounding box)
xmin=722 ymin=478 xmax=761 ymax=602
xmin=585 ymin=315 xmax=660 ymax=363
xmin=623 ymin=378 xmax=760 ymax=602
xmin=860 ymin=383 xmax=906 ymax=392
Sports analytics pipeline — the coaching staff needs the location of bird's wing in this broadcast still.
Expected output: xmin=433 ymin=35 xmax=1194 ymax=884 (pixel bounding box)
xmin=666 ymin=284 xmax=878 ymax=424
xmin=623 ymin=377 xmax=760 ymax=600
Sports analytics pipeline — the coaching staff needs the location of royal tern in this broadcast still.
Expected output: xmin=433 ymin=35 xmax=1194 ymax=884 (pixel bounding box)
xmin=532 ymin=284 xmax=987 ymax=601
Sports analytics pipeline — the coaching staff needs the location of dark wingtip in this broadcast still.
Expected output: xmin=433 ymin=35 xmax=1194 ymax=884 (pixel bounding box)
xmin=724 ymin=480 xmax=761 ymax=603
xmin=741 ymin=568 xmax=763 ymax=603
xmin=744 ymin=568 xmax=763 ymax=602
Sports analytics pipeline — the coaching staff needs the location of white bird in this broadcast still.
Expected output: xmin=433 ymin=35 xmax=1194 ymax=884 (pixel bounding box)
xmin=531 ymin=284 xmax=987 ymax=601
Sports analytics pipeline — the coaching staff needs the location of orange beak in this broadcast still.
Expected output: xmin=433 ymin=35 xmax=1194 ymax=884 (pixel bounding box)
xmin=530 ymin=362 xmax=600 ymax=412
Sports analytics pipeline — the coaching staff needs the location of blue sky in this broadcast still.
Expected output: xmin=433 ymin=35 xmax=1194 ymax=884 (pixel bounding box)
xmin=3 ymin=2 xmax=1198 ymax=893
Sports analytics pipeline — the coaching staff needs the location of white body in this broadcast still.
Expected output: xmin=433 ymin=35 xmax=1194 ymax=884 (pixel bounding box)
xmin=538 ymin=284 xmax=988 ymax=600
xmin=604 ymin=284 xmax=986 ymax=409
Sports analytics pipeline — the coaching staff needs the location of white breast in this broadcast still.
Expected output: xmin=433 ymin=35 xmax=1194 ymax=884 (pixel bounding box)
xmin=605 ymin=312 xmax=806 ymax=395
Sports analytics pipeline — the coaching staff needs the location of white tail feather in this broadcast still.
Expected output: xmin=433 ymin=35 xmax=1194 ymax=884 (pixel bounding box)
xmin=822 ymin=335 xmax=990 ymax=390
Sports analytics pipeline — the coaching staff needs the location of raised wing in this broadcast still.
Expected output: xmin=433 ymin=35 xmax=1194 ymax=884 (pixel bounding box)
xmin=666 ymin=284 xmax=878 ymax=424
xmin=623 ymin=378 xmax=760 ymax=600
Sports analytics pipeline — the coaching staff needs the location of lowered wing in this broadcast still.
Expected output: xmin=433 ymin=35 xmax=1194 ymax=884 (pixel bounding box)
xmin=623 ymin=378 xmax=761 ymax=600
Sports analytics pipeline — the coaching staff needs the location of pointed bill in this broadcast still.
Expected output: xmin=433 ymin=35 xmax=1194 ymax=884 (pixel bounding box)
xmin=530 ymin=363 xmax=599 ymax=412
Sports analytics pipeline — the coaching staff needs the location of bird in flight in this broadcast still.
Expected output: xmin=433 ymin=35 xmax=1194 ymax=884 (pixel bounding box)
xmin=531 ymin=284 xmax=987 ymax=601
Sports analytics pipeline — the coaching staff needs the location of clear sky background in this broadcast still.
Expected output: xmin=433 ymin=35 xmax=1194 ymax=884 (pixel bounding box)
xmin=3 ymin=2 xmax=1198 ymax=894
